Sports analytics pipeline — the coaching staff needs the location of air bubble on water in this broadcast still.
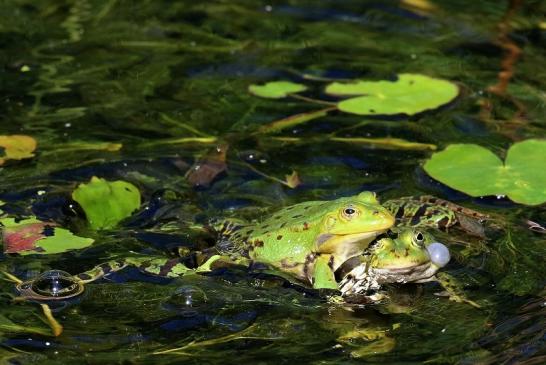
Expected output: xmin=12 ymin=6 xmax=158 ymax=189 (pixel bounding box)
xmin=168 ymin=286 xmax=208 ymax=309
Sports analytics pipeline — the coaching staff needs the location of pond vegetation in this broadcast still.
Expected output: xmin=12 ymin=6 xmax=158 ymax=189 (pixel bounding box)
xmin=0 ymin=0 xmax=545 ymax=364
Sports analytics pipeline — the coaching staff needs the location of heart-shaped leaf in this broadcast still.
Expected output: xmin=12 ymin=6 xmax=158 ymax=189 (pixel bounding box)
xmin=248 ymin=81 xmax=307 ymax=99
xmin=423 ymin=139 xmax=546 ymax=205
xmin=325 ymin=74 xmax=458 ymax=116
xmin=1 ymin=217 xmax=94 ymax=255
xmin=0 ymin=135 xmax=37 ymax=165
xmin=72 ymin=176 xmax=141 ymax=229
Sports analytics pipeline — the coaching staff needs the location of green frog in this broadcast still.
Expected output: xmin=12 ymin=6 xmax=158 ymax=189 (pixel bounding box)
xmin=12 ymin=192 xmax=483 ymax=305
xmin=339 ymin=228 xmax=481 ymax=308
xmin=211 ymin=190 xmax=395 ymax=289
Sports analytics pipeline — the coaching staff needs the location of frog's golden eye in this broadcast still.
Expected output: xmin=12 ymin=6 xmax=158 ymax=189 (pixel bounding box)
xmin=413 ymin=231 xmax=425 ymax=246
xmin=341 ymin=206 xmax=359 ymax=219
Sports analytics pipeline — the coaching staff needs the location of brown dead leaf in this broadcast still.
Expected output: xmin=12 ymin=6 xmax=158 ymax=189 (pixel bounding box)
xmin=284 ymin=170 xmax=301 ymax=189
xmin=186 ymin=143 xmax=229 ymax=188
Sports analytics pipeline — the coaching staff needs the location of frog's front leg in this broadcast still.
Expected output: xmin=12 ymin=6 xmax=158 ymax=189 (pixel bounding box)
xmin=311 ymin=254 xmax=338 ymax=290
xmin=434 ymin=272 xmax=481 ymax=309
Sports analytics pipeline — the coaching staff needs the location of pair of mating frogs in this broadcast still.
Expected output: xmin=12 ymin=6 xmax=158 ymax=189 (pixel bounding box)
xmin=15 ymin=191 xmax=485 ymax=308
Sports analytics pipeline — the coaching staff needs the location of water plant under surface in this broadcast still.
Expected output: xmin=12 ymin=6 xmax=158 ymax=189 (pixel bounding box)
xmin=0 ymin=0 xmax=545 ymax=364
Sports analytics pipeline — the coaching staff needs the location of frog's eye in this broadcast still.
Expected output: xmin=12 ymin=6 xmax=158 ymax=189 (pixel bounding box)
xmin=342 ymin=206 xmax=359 ymax=219
xmin=413 ymin=231 xmax=425 ymax=246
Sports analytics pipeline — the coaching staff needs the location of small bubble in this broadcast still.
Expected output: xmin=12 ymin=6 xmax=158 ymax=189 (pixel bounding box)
xmin=265 ymin=5 xmax=273 ymax=12
xmin=37 ymin=190 xmax=46 ymax=196
xmin=168 ymin=286 xmax=208 ymax=309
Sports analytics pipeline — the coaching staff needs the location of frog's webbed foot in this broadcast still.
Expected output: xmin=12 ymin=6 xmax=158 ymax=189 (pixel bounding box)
xmin=434 ymin=272 xmax=482 ymax=309
xmin=338 ymin=262 xmax=381 ymax=297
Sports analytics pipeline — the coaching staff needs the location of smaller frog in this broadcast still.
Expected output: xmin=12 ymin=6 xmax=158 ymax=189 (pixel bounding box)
xmin=339 ymin=228 xmax=480 ymax=308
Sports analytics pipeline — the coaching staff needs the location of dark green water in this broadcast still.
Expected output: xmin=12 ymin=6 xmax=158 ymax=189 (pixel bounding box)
xmin=0 ymin=1 xmax=545 ymax=364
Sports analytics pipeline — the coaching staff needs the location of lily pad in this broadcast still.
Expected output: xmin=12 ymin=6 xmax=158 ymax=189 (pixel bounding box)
xmin=0 ymin=135 xmax=37 ymax=165
xmin=72 ymin=176 xmax=141 ymax=229
xmin=423 ymin=139 xmax=546 ymax=205
xmin=248 ymin=81 xmax=307 ymax=99
xmin=1 ymin=217 xmax=94 ymax=255
xmin=325 ymin=73 xmax=459 ymax=116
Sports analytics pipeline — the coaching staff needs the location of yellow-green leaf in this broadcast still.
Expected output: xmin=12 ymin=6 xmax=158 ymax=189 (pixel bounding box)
xmin=248 ymin=81 xmax=307 ymax=99
xmin=0 ymin=135 xmax=37 ymax=165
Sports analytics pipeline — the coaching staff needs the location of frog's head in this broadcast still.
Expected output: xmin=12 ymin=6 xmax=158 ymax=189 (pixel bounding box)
xmin=320 ymin=191 xmax=395 ymax=235
xmin=339 ymin=228 xmax=450 ymax=296
xmin=314 ymin=192 xmax=395 ymax=270
xmin=365 ymin=229 xmax=445 ymax=284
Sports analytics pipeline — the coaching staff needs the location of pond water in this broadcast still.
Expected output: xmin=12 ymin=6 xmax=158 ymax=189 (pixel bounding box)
xmin=0 ymin=1 xmax=545 ymax=364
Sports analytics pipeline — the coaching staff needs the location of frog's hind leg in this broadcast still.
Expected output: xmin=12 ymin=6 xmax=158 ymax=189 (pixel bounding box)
xmin=76 ymin=260 xmax=129 ymax=283
xmin=434 ymin=272 xmax=482 ymax=308
xmin=75 ymin=257 xmax=194 ymax=282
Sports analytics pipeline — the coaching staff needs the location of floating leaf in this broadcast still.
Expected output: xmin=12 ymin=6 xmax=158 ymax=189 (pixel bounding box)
xmin=1 ymin=217 xmax=94 ymax=255
xmin=325 ymin=74 xmax=458 ymax=116
xmin=284 ymin=171 xmax=302 ymax=189
xmin=248 ymin=81 xmax=307 ymax=99
xmin=0 ymin=135 xmax=37 ymax=165
xmin=72 ymin=176 xmax=141 ymax=229
xmin=423 ymin=139 xmax=546 ymax=205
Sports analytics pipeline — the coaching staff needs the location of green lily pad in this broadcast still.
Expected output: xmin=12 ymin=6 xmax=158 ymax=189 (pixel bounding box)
xmin=248 ymin=81 xmax=307 ymax=99
xmin=423 ymin=139 xmax=546 ymax=205
xmin=1 ymin=217 xmax=94 ymax=255
xmin=72 ymin=176 xmax=141 ymax=229
xmin=325 ymin=73 xmax=459 ymax=116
